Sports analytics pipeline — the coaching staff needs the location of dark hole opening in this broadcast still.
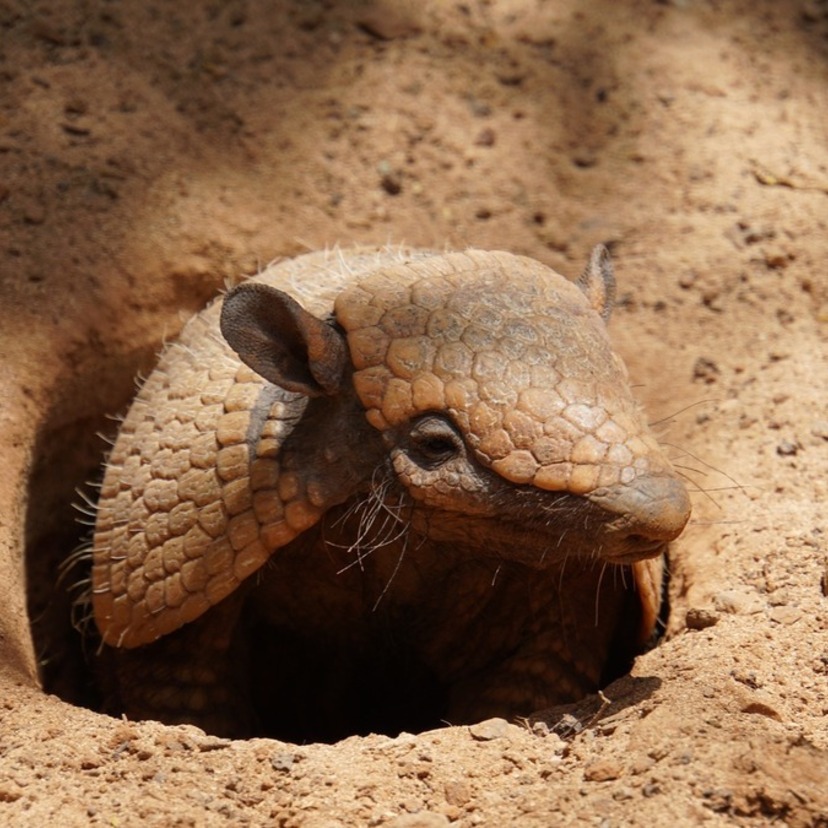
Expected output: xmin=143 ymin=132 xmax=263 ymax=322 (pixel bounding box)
xmin=25 ymin=349 xmax=159 ymax=716
xmin=247 ymin=622 xmax=449 ymax=743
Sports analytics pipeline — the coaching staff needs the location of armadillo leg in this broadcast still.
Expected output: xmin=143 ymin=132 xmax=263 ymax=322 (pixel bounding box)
xmin=101 ymin=588 xmax=254 ymax=738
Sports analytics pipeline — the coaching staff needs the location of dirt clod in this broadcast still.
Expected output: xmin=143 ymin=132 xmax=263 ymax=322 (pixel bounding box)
xmin=685 ymin=607 xmax=720 ymax=630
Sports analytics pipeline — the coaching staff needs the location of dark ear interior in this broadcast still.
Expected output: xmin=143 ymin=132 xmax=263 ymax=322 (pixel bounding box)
xmin=219 ymin=282 xmax=348 ymax=396
xmin=576 ymin=244 xmax=616 ymax=321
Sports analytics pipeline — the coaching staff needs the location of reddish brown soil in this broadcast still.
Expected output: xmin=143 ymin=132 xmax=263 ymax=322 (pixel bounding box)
xmin=2 ymin=0 xmax=828 ymax=824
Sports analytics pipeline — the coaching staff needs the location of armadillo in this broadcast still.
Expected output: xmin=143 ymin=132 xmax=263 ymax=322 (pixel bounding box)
xmin=89 ymin=245 xmax=690 ymax=741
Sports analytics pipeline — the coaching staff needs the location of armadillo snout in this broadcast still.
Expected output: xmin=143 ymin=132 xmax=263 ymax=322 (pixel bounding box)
xmin=588 ymin=473 xmax=691 ymax=562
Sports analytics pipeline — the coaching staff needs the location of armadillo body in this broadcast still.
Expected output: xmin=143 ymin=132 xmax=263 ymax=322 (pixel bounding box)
xmin=91 ymin=246 xmax=690 ymax=740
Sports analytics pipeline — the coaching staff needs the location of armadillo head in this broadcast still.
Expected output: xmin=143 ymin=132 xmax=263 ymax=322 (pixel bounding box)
xmin=328 ymin=247 xmax=691 ymax=567
xmin=223 ymin=246 xmax=690 ymax=571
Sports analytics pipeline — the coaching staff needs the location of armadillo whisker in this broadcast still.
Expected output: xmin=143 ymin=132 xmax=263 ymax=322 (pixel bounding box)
xmin=594 ymin=562 xmax=609 ymax=628
xmin=648 ymin=398 xmax=720 ymax=429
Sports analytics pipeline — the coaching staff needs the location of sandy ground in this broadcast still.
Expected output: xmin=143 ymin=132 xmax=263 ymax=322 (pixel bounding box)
xmin=1 ymin=0 xmax=828 ymax=824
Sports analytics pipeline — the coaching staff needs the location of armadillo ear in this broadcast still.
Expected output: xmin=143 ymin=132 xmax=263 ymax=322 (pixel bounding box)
xmin=220 ymin=282 xmax=348 ymax=396
xmin=576 ymin=244 xmax=616 ymax=321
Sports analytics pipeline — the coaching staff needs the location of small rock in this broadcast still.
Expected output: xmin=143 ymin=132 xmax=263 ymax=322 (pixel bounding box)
xmin=495 ymin=68 xmax=526 ymax=87
xmin=776 ymin=439 xmax=799 ymax=457
xmin=529 ymin=721 xmax=565 ymax=751
xmin=551 ymin=713 xmax=583 ymax=739
xmin=741 ymin=700 xmax=783 ymax=721
xmin=380 ymin=173 xmax=402 ymax=196
xmin=0 ymin=785 xmax=22 ymax=803
xmin=768 ymin=605 xmax=802 ymax=625
xmin=270 ymin=752 xmax=297 ymax=772
xmin=62 ymin=121 xmax=92 ymax=136
xmin=584 ymin=758 xmax=624 ymax=782
xmin=678 ymin=270 xmax=698 ymax=289
xmin=714 ymin=589 xmax=765 ymax=615
xmin=701 ymin=287 xmax=723 ymax=311
xmin=572 ymin=151 xmax=597 ymax=168
xmin=703 ymin=787 xmax=734 ymax=812
xmin=468 ymin=718 xmax=512 ymax=741
xmin=764 ymin=246 xmax=793 ymax=269
xmin=739 ymin=221 xmax=776 ymax=245
xmin=444 ymin=780 xmax=471 ymax=806
xmin=630 ymin=756 xmax=655 ymax=776
xmin=685 ymin=606 xmax=719 ymax=630
xmin=731 ymin=669 xmax=761 ymax=688
xmin=473 ymin=128 xmax=496 ymax=147
xmin=692 ymin=357 xmax=720 ymax=384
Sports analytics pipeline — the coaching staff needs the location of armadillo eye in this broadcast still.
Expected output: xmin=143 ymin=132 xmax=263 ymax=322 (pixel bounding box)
xmin=417 ymin=436 xmax=458 ymax=461
xmin=408 ymin=415 xmax=463 ymax=467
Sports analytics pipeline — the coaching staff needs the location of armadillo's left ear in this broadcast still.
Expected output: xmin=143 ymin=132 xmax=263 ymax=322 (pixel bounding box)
xmin=576 ymin=244 xmax=616 ymax=321
xmin=220 ymin=282 xmax=348 ymax=396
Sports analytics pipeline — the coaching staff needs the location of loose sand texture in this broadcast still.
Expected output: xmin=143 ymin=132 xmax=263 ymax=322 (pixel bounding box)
xmin=1 ymin=1 xmax=827 ymax=825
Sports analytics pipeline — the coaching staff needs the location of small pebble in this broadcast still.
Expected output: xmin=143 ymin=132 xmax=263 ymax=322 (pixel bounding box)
xmin=583 ymin=758 xmax=623 ymax=782
xmin=768 ymin=605 xmax=802 ymax=625
xmin=473 ymin=128 xmax=496 ymax=147
xmin=444 ymin=780 xmax=471 ymax=806
xmin=468 ymin=718 xmax=512 ymax=741
xmin=776 ymin=440 xmax=799 ymax=456
xmin=692 ymin=357 xmax=720 ymax=384
xmin=380 ymin=173 xmax=402 ymax=196
xmin=685 ymin=606 xmax=719 ymax=630
xmin=714 ymin=589 xmax=765 ymax=615
xmin=270 ymin=752 xmax=297 ymax=772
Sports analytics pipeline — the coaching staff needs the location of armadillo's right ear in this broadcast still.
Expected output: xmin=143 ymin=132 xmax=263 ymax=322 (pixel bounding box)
xmin=220 ymin=283 xmax=348 ymax=396
xmin=576 ymin=244 xmax=616 ymax=321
